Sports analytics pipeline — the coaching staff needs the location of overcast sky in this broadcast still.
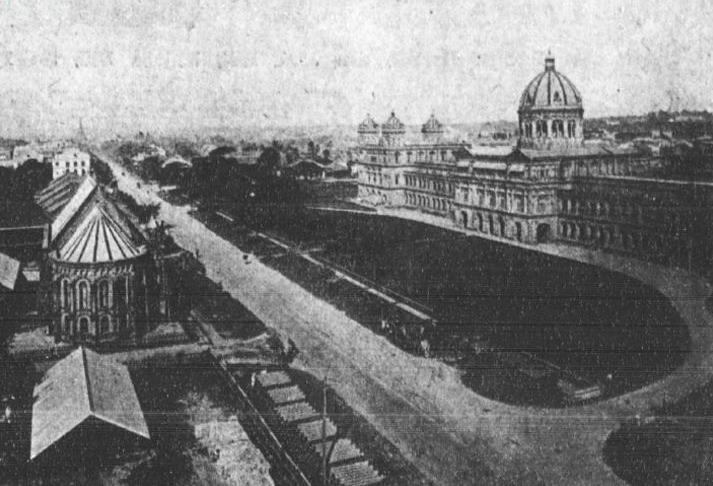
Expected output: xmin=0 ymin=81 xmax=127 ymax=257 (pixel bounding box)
xmin=0 ymin=0 xmax=711 ymax=137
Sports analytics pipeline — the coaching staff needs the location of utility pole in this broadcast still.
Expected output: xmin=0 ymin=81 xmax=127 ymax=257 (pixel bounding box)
xmin=322 ymin=375 xmax=328 ymax=486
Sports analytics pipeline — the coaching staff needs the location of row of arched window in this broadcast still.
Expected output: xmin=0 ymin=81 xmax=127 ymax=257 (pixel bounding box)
xmin=60 ymin=313 xmax=128 ymax=338
xmin=60 ymin=278 xmax=128 ymax=312
xmin=364 ymin=149 xmax=452 ymax=165
xmin=560 ymin=197 xmax=690 ymax=235
xmin=460 ymin=210 xmax=523 ymax=241
xmin=522 ymin=119 xmax=577 ymax=138
xmin=403 ymin=175 xmax=454 ymax=194
xmin=405 ymin=192 xmax=451 ymax=212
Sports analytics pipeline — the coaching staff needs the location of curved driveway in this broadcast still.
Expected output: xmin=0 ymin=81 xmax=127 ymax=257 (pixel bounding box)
xmin=100 ymin=151 xmax=713 ymax=485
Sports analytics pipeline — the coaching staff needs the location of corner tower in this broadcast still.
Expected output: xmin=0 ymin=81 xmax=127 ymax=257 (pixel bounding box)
xmin=518 ymin=55 xmax=584 ymax=150
xmin=381 ymin=112 xmax=406 ymax=147
xmin=357 ymin=114 xmax=380 ymax=145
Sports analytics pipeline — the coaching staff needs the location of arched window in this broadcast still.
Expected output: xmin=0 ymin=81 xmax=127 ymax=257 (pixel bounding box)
xmin=99 ymin=315 xmax=110 ymax=335
xmin=77 ymin=281 xmax=89 ymax=310
xmin=98 ymin=280 xmax=110 ymax=309
xmin=62 ymin=279 xmax=71 ymax=309
xmin=79 ymin=316 xmax=89 ymax=335
xmin=567 ymin=120 xmax=576 ymax=137
xmin=115 ymin=276 xmax=127 ymax=309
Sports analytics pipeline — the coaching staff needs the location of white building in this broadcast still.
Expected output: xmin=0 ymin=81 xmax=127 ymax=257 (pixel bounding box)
xmin=53 ymin=148 xmax=91 ymax=179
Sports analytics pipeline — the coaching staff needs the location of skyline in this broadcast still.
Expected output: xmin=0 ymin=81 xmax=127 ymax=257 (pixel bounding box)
xmin=0 ymin=0 xmax=711 ymax=138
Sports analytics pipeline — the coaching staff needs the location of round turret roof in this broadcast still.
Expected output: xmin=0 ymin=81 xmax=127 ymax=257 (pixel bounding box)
xmin=421 ymin=113 xmax=444 ymax=133
xmin=519 ymin=56 xmax=582 ymax=113
xmin=357 ymin=114 xmax=379 ymax=134
xmin=382 ymin=112 xmax=405 ymax=134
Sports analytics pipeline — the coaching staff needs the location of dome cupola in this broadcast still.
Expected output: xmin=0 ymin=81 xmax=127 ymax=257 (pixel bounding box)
xmin=518 ymin=55 xmax=584 ymax=150
xmin=357 ymin=113 xmax=380 ymax=145
xmin=421 ymin=113 xmax=444 ymax=142
xmin=381 ymin=111 xmax=406 ymax=146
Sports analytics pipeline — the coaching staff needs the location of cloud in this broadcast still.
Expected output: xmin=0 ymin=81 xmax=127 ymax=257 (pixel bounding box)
xmin=0 ymin=0 xmax=709 ymax=137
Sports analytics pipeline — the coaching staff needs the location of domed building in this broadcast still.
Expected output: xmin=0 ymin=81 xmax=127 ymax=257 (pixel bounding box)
xmin=354 ymin=53 xmax=704 ymax=266
xmin=381 ymin=112 xmax=406 ymax=146
xmin=518 ymin=55 xmax=584 ymax=150
xmin=357 ymin=114 xmax=380 ymax=145
xmin=36 ymin=175 xmax=160 ymax=346
xmin=421 ymin=113 xmax=444 ymax=143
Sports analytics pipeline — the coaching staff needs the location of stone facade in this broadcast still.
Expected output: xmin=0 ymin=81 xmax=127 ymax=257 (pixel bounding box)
xmin=49 ymin=255 xmax=154 ymax=345
xmin=354 ymin=55 xmax=713 ymax=273
xmin=37 ymin=176 xmax=162 ymax=347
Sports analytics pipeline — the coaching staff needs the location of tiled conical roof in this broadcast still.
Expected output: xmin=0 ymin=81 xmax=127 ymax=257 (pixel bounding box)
xmin=57 ymin=204 xmax=145 ymax=263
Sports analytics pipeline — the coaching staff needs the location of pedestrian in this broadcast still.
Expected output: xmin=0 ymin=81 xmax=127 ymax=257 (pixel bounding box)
xmin=420 ymin=338 xmax=431 ymax=359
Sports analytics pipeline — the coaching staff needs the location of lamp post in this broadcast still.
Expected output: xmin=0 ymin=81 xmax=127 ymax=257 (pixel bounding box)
xmin=321 ymin=374 xmax=328 ymax=486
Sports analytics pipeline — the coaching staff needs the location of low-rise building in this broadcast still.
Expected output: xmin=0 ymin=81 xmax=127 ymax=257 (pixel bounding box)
xmin=52 ymin=148 xmax=91 ymax=179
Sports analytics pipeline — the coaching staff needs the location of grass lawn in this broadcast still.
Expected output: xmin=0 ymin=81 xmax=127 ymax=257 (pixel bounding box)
xmin=604 ymin=379 xmax=713 ymax=485
xmin=198 ymin=205 xmax=689 ymax=406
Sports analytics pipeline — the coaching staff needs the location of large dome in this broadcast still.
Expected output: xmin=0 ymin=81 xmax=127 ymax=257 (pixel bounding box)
xmin=519 ymin=56 xmax=582 ymax=113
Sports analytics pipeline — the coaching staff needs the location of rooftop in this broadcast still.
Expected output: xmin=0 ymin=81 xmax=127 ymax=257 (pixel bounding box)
xmin=0 ymin=251 xmax=21 ymax=290
xmin=30 ymin=347 xmax=150 ymax=460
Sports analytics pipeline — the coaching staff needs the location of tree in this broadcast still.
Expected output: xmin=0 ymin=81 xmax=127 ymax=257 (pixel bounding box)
xmin=257 ymin=147 xmax=281 ymax=172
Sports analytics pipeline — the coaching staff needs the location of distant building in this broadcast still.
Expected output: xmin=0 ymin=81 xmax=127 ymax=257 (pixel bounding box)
xmin=52 ymin=148 xmax=91 ymax=179
xmin=30 ymin=346 xmax=149 ymax=461
xmin=355 ymin=54 xmax=713 ymax=272
xmin=288 ymin=158 xmax=327 ymax=179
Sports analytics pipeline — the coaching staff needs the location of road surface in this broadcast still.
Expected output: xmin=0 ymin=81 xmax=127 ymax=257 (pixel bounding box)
xmin=97 ymin=149 xmax=713 ymax=485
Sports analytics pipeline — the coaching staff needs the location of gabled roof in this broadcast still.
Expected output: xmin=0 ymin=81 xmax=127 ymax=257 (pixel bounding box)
xmin=289 ymin=158 xmax=327 ymax=169
xmin=57 ymin=205 xmax=145 ymax=263
xmin=35 ymin=173 xmax=83 ymax=219
xmin=0 ymin=251 xmax=21 ymax=290
xmin=31 ymin=347 xmax=149 ymax=460
xmin=50 ymin=176 xmax=97 ymax=243
xmin=161 ymin=156 xmax=192 ymax=168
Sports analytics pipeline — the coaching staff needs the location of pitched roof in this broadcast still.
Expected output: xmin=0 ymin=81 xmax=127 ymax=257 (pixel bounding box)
xmin=30 ymin=347 xmax=149 ymax=460
xmin=0 ymin=251 xmax=21 ymax=290
xmin=50 ymin=176 xmax=97 ymax=243
xmin=35 ymin=173 xmax=83 ymax=218
xmin=57 ymin=204 xmax=145 ymax=263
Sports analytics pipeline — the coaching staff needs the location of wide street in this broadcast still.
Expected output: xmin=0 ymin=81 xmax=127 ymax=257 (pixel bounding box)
xmin=97 ymin=148 xmax=713 ymax=485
